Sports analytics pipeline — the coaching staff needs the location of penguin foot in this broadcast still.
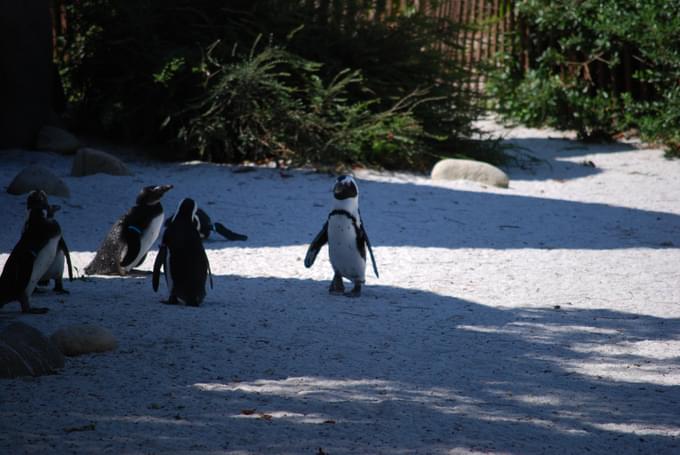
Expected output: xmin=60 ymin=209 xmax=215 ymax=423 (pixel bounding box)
xmin=344 ymin=283 xmax=362 ymax=298
xmin=27 ymin=307 xmax=49 ymax=314
xmin=163 ymin=295 xmax=180 ymax=305
xmin=329 ymin=273 xmax=345 ymax=295
xmin=54 ymin=287 xmax=70 ymax=295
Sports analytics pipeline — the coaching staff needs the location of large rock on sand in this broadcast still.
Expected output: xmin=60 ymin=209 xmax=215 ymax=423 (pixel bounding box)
xmin=431 ymin=158 xmax=509 ymax=188
xmin=71 ymin=148 xmax=131 ymax=177
xmin=7 ymin=164 xmax=70 ymax=197
xmin=36 ymin=125 xmax=80 ymax=154
xmin=0 ymin=322 xmax=65 ymax=378
xmin=51 ymin=324 xmax=117 ymax=356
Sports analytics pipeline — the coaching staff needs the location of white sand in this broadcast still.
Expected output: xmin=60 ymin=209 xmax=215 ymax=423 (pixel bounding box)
xmin=1 ymin=121 xmax=679 ymax=454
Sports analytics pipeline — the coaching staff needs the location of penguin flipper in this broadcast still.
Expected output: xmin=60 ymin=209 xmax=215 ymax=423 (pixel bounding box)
xmin=364 ymin=232 xmax=379 ymax=279
xmin=213 ymin=222 xmax=248 ymax=241
xmin=359 ymin=218 xmax=379 ymax=279
xmin=304 ymin=221 xmax=328 ymax=268
xmin=0 ymin=248 xmax=33 ymax=303
xmin=120 ymin=227 xmax=142 ymax=268
xmin=152 ymin=245 xmax=166 ymax=292
xmin=59 ymin=237 xmax=74 ymax=281
xmin=207 ymin=257 xmax=214 ymax=290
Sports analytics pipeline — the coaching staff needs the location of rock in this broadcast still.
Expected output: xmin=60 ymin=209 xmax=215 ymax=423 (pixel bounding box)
xmin=36 ymin=125 xmax=80 ymax=154
xmin=7 ymin=164 xmax=70 ymax=197
xmin=0 ymin=322 xmax=65 ymax=378
xmin=431 ymin=158 xmax=509 ymax=188
xmin=51 ymin=324 xmax=117 ymax=356
xmin=71 ymin=148 xmax=131 ymax=177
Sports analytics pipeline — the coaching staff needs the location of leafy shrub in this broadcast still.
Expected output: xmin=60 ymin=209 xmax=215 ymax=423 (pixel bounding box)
xmin=55 ymin=0 xmax=488 ymax=170
xmin=487 ymin=0 xmax=680 ymax=153
xmin=172 ymin=39 xmax=429 ymax=169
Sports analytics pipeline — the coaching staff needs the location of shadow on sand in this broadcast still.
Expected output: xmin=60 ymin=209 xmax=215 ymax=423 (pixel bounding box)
xmin=5 ymin=274 xmax=678 ymax=454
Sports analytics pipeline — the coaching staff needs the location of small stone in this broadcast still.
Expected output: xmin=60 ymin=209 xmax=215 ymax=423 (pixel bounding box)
xmin=71 ymin=148 xmax=131 ymax=177
xmin=431 ymin=158 xmax=509 ymax=188
xmin=51 ymin=324 xmax=118 ymax=356
xmin=0 ymin=322 xmax=65 ymax=378
xmin=7 ymin=164 xmax=70 ymax=198
xmin=36 ymin=125 xmax=80 ymax=154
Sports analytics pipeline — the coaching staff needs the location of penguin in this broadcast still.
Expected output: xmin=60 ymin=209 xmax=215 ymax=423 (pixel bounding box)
xmin=0 ymin=196 xmax=64 ymax=314
xmin=153 ymin=198 xmax=212 ymax=306
xmin=304 ymin=175 xmax=379 ymax=297
xmin=25 ymin=191 xmax=74 ymax=293
xmin=85 ymin=184 xmax=173 ymax=275
xmin=194 ymin=208 xmax=248 ymax=241
xmin=164 ymin=206 xmax=248 ymax=241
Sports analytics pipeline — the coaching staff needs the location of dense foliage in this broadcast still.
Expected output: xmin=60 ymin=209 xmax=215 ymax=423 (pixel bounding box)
xmin=55 ymin=0 xmax=482 ymax=170
xmin=487 ymin=0 xmax=680 ymax=155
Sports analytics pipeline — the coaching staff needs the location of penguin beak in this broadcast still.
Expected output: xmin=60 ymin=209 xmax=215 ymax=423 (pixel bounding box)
xmin=156 ymin=184 xmax=173 ymax=194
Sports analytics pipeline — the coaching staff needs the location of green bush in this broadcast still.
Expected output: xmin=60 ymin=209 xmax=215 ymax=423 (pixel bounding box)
xmin=171 ymin=40 xmax=429 ymax=168
xmin=487 ymin=0 xmax=680 ymax=153
xmin=55 ymin=0 xmax=487 ymax=170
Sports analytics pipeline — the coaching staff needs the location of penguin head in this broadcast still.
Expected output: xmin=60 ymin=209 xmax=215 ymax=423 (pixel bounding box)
xmin=172 ymin=198 xmax=198 ymax=224
xmin=25 ymin=190 xmax=53 ymax=220
xmin=333 ymin=175 xmax=359 ymax=200
xmin=136 ymin=184 xmax=173 ymax=205
xmin=26 ymin=190 xmax=49 ymax=211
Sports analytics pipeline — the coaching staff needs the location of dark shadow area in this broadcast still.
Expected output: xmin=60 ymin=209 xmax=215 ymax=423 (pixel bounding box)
xmin=158 ymin=169 xmax=678 ymax=251
xmin=4 ymin=275 xmax=678 ymax=454
xmin=1 ymin=155 xmax=677 ymax=256
xmin=502 ymin=136 xmax=640 ymax=182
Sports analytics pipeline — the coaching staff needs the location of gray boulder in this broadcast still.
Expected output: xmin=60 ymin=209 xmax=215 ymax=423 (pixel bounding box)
xmin=431 ymin=158 xmax=509 ymax=188
xmin=36 ymin=125 xmax=80 ymax=154
xmin=0 ymin=322 xmax=65 ymax=378
xmin=71 ymin=148 xmax=131 ymax=177
xmin=7 ymin=164 xmax=70 ymax=197
xmin=51 ymin=324 xmax=117 ymax=356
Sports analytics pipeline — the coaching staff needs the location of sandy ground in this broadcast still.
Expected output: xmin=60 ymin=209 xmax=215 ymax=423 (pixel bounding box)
xmin=1 ymin=120 xmax=679 ymax=454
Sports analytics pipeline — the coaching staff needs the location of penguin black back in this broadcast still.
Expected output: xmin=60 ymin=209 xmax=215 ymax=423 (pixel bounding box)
xmin=153 ymin=198 xmax=210 ymax=306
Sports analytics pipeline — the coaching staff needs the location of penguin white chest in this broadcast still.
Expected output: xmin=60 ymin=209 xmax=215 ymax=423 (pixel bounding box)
xmin=163 ymin=249 xmax=174 ymax=292
xmin=126 ymin=213 xmax=164 ymax=270
xmin=328 ymin=215 xmax=366 ymax=281
xmin=27 ymin=236 xmax=60 ymax=295
xmin=41 ymin=248 xmax=65 ymax=281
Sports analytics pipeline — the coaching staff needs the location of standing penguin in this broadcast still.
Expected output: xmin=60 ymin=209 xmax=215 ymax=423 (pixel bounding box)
xmin=153 ymin=198 xmax=211 ymax=306
xmin=85 ymin=184 xmax=172 ymax=275
xmin=304 ymin=175 xmax=379 ymax=297
xmin=25 ymin=191 xmax=74 ymax=293
xmin=0 ymin=196 xmax=64 ymax=313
